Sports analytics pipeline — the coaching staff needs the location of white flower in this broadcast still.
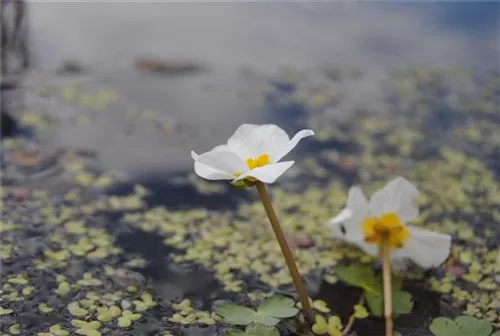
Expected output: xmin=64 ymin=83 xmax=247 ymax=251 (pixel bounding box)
xmin=191 ymin=124 xmax=314 ymax=185
xmin=328 ymin=176 xmax=452 ymax=269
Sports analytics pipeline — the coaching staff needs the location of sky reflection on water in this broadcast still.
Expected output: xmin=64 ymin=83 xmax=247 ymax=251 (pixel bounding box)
xmin=30 ymin=2 xmax=499 ymax=72
xmin=22 ymin=2 xmax=500 ymax=175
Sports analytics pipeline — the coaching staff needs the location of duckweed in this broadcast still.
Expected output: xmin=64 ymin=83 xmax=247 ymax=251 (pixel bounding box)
xmin=0 ymin=307 xmax=13 ymax=315
xmin=68 ymin=302 xmax=89 ymax=316
xmin=2 ymin=66 xmax=499 ymax=335
xmin=8 ymin=324 xmax=20 ymax=335
xmin=39 ymin=303 xmax=55 ymax=313
xmin=49 ymin=325 xmax=70 ymax=336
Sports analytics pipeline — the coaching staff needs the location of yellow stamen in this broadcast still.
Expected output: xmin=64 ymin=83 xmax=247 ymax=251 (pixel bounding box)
xmin=362 ymin=212 xmax=409 ymax=248
xmin=231 ymin=154 xmax=271 ymax=189
xmin=246 ymin=153 xmax=270 ymax=170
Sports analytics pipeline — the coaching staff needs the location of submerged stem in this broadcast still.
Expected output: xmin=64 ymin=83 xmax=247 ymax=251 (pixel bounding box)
xmin=255 ymin=181 xmax=315 ymax=324
xmin=381 ymin=234 xmax=393 ymax=336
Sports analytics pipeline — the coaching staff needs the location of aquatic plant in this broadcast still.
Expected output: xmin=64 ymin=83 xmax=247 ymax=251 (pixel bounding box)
xmin=335 ymin=263 xmax=413 ymax=317
xmin=192 ymin=123 xmax=316 ymax=322
xmin=429 ymin=316 xmax=499 ymax=336
xmin=1 ymin=66 xmax=499 ymax=336
xmin=216 ymin=294 xmax=298 ymax=327
xmin=328 ymin=177 xmax=452 ymax=336
xmin=226 ymin=323 xmax=280 ymax=336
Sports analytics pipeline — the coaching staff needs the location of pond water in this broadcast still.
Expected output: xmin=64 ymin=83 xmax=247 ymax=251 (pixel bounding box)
xmin=1 ymin=3 xmax=499 ymax=336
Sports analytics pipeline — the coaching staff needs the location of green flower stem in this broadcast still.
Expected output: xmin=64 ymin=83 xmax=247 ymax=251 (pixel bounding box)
xmin=255 ymin=181 xmax=315 ymax=324
xmin=380 ymin=234 xmax=393 ymax=336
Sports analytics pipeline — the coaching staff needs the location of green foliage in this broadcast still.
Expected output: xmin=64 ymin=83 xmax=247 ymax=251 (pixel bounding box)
xmin=216 ymin=305 xmax=256 ymax=326
xmin=353 ymin=304 xmax=369 ymax=319
xmin=335 ymin=263 xmax=413 ymax=317
xmin=226 ymin=323 xmax=280 ymax=336
xmin=429 ymin=316 xmax=494 ymax=336
xmin=216 ymin=295 xmax=299 ymax=327
xmin=257 ymin=295 xmax=299 ymax=318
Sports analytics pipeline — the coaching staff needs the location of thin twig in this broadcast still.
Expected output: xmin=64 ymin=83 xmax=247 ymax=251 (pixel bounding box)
xmin=342 ymin=295 xmax=365 ymax=336
xmin=381 ymin=234 xmax=393 ymax=336
xmin=255 ymin=181 xmax=315 ymax=324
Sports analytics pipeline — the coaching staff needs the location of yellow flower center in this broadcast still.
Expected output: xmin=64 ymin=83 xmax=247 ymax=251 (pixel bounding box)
xmin=362 ymin=212 xmax=410 ymax=248
xmin=231 ymin=154 xmax=270 ymax=189
xmin=245 ymin=153 xmax=270 ymax=170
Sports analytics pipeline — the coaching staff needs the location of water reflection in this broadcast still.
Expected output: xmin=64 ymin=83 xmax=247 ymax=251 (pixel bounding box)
xmin=19 ymin=2 xmax=500 ymax=176
xmin=29 ymin=2 xmax=499 ymax=71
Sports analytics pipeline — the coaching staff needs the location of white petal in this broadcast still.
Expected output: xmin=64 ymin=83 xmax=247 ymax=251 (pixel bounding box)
xmin=328 ymin=186 xmax=377 ymax=256
xmin=346 ymin=188 xmax=370 ymax=233
xmin=193 ymin=161 xmax=234 ymax=180
xmin=233 ymin=161 xmax=294 ymax=184
xmin=329 ymin=187 xmax=369 ymax=242
xmin=191 ymin=150 xmax=200 ymax=160
xmin=228 ymin=124 xmax=260 ymax=142
xmin=252 ymin=125 xmax=290 ymax=161
xmin=353 ymin=240 xmax=379 ymax=256
xmin=369 ymin=176 xmax=420 ymax=221
xmin=194 ymin=149 xmax=248 ymax=178
xmin=328 ymin=208 xmax=353 ymax=229
xmin=191 ymin=145 xmax=229 ymax=160
xmin=346 ymin=186 xmax=370 ymax=221
xmin=212 ymin=144 xmax=230 ymax=152
xmin=274 ymin=129 xmax=315 ymax=162
xmin=332 ymin=231 xmax=378 ymax=257
xmin=391 ymin=226 xmax=452 ymax=269
xmin=328 ymin=207 xmax=357 ymax=241
xmin=228 ymin=124 xmax=290 ymax=162
xmin=227 ymin=124 xmax=261 ymax=159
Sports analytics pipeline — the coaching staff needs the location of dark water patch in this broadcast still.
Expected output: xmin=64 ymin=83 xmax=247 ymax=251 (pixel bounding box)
xmin=315 ymin=280 xmax=386 ymax=336
xmin=268 ymin=80 xmax=297 ymax=95
xmin=316 ymin=278 xmax=444 ymax=336
xmin=266 ymin=79 xmax=308 ymax=122
xmin=1 ymin=109 xmax=18 ymax=138
xmin=127 ymin=317 xmax=163 ymax=336
xmin=394 ymin=280 xmax=444 ymax=336
xmin=423 ymin=103 xmax=460 ymax=138
xmin=0 ymin=85 xmax=37 ymax=140
xmin=115 ymin=227 xmax=228 ymax=316
xmin=152 ymin=263 xmax=225 ymax=309
xmin=180 ymin=325 xmax=219 ymax=336
xmin=107 ymin=172 xmax=250 ymax=211
xmin=115 ymin=229 xmax=176 ymax=279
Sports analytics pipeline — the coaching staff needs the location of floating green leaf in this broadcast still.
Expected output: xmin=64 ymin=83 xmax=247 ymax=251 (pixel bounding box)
xmin=455 ymin=316 xmax=494 ymax=336
xmin=335 ymin=263 xmax=413 ymax=317
xmin=245 ymin=323 xmax=280 ymax=336
xmin=429 ymin=316 xmax=493 ymax=336
xmin=354 ymin=304 xmax=369 ymax=319
xmin=365 ymin=289 xmax=413 ymax=317
xmin=335 ymin=264 xmax=379 ymax=293
xmin=216 ymin=304 xmax=256 ymax=325
xmin=257 ymin=295 xmax=299 ymax=318
xmin=216 ymin=295 xmax=297 ymax=327
xmin=251 ymin=314 xmax=279 ymax=327
xmin=0 ymin=307 xmax=13 ymax=315
xmin=225 ymin=323 xmax=279 ymax=336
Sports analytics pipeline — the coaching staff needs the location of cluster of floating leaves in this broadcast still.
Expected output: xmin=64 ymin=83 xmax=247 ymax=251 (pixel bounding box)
xmin=1 ymin=66 xmax=499 ymax=335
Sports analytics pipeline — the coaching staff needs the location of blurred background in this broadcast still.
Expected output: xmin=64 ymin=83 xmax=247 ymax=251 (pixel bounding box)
xmin=1 ymin=3 xmax=499 ymax=336
xmin=1 ymin=1 xmax=498 ymax=177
